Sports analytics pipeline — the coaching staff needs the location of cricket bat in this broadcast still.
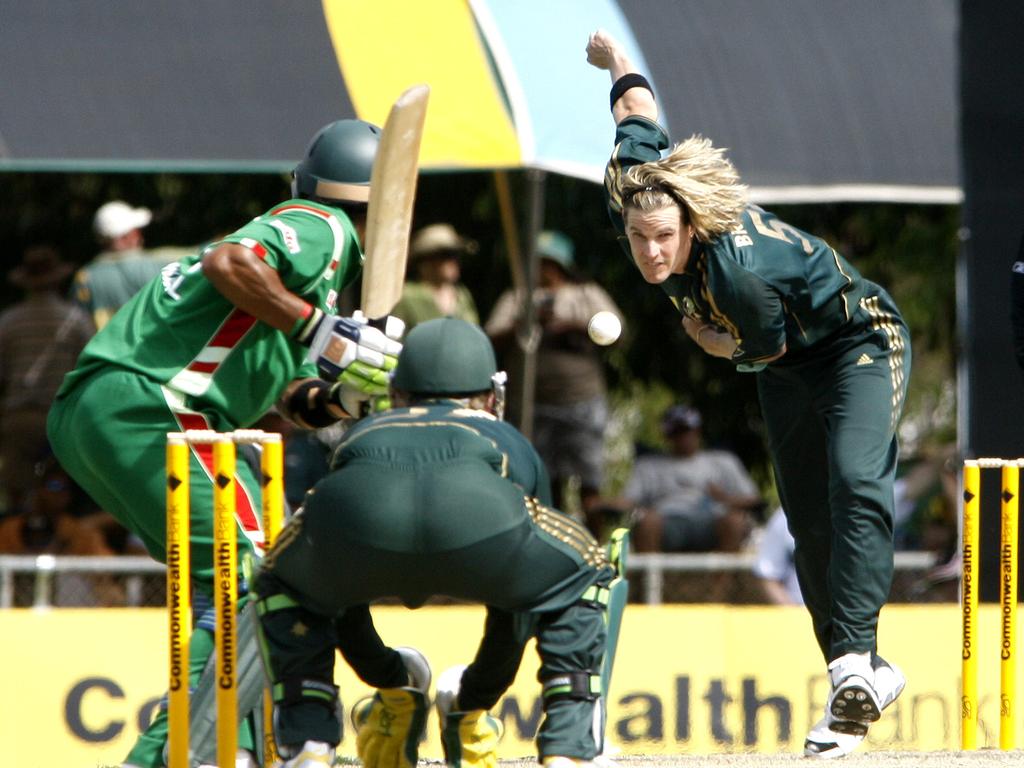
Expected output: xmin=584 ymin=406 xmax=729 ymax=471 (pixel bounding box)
xmin=360 ymin=83 xmax=430 ymax=320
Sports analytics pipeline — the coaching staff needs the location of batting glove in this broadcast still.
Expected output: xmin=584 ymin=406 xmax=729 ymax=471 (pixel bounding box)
xmin=307 ymin=311 xmax=405 ymax=397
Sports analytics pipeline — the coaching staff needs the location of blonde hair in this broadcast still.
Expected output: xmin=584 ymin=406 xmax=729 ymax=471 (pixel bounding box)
xmin=621 ymin=135 xmax=748 ymax=242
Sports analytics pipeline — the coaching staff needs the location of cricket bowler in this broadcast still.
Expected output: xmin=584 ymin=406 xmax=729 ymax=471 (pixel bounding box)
xmin=586 ymin=29 xmax=909 ymax=759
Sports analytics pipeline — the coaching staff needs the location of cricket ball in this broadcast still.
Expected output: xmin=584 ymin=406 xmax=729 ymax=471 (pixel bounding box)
xmin=587 ymin=310 xmax=622 ymax=346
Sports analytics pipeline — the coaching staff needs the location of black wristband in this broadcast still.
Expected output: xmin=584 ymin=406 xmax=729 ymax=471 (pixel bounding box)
xmin=610 ymin=73 xmax=653 ymax=109
xmin=291 ymin=307 xmax=325 ymax=346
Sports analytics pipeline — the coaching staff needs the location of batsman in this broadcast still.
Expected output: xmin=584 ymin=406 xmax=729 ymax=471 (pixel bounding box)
xmin=253 ymin=318 xmax=628 ymax=768
xmin=47 ymin=118 xmax=405 ymax=768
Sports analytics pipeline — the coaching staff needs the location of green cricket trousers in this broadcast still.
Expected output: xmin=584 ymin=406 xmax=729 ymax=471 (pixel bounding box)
xmin=48 ymin=366 xmax=262 ymax=767
xmin=255 ymin=455 xmax=613 ymax=760
xmin=757 ymin=293 xmax=911 ymax=663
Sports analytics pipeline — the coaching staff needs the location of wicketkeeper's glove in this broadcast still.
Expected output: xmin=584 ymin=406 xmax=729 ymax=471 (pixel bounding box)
xmin=300 ymin=310 xmax=405 ymax=398
xmin=352 ymin=686 xmax=428 ymax=768
xmin=436 ymin=665 xmax=503 ymax=768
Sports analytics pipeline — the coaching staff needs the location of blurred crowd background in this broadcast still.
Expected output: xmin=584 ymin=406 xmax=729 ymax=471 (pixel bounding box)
xmin=0 ymin=171 xmax=961 ymax=607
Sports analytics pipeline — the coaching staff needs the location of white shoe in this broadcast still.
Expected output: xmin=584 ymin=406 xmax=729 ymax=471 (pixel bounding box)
xmin=803 ymin=713 xmax=866 ymax=758
xmin=872 ymin=656 xmax=906 ymax=710
xmin=281 ymin=740 xmax=335 ymax=767
xmin=397 ymin=645 xmax=432 ymax=693
xmin=827 ymin=652 xmax=880 ymax=732
xmin=435 ymin=663 xmax=468 ymax=717
xmin=805 ymin=654 xmax=906 ymax=757
xmin=197 ymin=749 xmax=258 ymax=768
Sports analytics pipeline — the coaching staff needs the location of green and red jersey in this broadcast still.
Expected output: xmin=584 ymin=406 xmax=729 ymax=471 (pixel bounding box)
xmin=57 ymin=200 xmax=363 ymax=426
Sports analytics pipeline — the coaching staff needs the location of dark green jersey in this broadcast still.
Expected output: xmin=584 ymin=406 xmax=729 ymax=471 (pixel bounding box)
xmin=57 ymin=200 xmax=363 ymax=425
xmin=604 ymin=116 xmax=893 ymax=369
xmin=331 ymin=400 xmax=552 ymax=505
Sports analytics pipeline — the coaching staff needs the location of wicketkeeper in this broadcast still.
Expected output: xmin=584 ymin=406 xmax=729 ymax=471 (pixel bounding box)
xmin=48 ymin=119 xmax=405 ymax=768
xmin=254 ymin=318 xmax=623 ymax=768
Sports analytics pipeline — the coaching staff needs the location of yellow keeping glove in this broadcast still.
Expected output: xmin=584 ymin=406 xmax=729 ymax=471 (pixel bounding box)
xmin=352 ymin=687 xmax=427 ymax=768
xmin=439 ymin=708 xmax=504 ymax=768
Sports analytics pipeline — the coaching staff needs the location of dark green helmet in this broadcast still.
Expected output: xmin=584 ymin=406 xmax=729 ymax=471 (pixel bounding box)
xmin=392 ymin=318 xmax=497 ymax=395
xmin=292 ymin=119 xmax=381 ymax=205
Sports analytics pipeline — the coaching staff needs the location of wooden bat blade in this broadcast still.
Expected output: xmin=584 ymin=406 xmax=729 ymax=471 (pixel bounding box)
xmin=361 ymin=83 xmax=430 ymax=319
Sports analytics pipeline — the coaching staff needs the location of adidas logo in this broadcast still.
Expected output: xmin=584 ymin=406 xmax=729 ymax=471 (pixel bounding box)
xmin=856 ymin=353 xmax=873 ymax=366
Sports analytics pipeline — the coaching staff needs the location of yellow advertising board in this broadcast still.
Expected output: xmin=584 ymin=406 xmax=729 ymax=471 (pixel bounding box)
xmin=0 ymin=604 xmax=1017 ymax=767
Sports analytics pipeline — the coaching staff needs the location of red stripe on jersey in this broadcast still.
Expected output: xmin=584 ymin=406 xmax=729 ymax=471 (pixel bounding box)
xmin=270 ymin=204 xmax=331 ymax=219
xmin=248 ymin=241 xmax=268 ymax=260
xmin=172 ymin=413 xmax=261 ymax=534
xmin=189 ymin=362 xmax=219 ymax=374
xmin=211 ymin=309 xmax=257 ymax=348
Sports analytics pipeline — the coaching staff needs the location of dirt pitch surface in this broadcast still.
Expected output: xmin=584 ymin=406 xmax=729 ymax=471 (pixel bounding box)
xmin=481 ymin=752 xmax=1024 ymax=767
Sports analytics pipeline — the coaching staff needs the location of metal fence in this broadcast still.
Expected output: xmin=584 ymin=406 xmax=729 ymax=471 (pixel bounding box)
xmin=0 ymin=551 xmax=946 ymax=609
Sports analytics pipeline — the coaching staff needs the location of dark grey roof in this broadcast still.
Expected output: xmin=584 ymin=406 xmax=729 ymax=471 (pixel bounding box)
xmin=0 ymin=0 xmax=959 ymax=203
xmin=619 ymin=0 xmax=960 ymax=202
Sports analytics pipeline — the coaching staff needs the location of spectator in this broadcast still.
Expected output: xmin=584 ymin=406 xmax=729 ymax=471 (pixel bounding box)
xmin=0 ymin=456 xmax=124 ymax=605
xmin=753 ymin=507 xmax=803 ymax=605
xmin=391 ymin=222 xmax=479 ymax=329
xmin=486 ymin=230 xmax=623 ymax=535
xmin=618 ymin=404 xmax=764 ymax=553
xmin=0 ymin=245 xmax=94 ymax=514
xmin=71 ymin=200 xmax=189 ymax=330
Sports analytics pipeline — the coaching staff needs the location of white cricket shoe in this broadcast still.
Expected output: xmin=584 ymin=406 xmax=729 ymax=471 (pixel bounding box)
xmin=803 ymin=713 xmax=866 ymax=759
xmin=198 ymin=748 xmax=258 ymax=768
xmin=543 ymin=758 xmax=598 ymax=768
xmin=435 ymin=663 xmax=468 ymax=717
xmin=826 ymin=652 xmax=880 ymax=732
xmin=397 ymin=645 xmax=432 ymax=693
xmin=281 ymin=740 xmax=335 ymax=767
xmin=805 ymin=655 xmax=906 ymax=758
xmin=873 ymin=656 xmax=906 ymax=710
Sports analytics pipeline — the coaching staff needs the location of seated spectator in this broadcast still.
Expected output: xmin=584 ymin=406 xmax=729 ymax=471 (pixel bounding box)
xmin=753 ymin=507 xmax=803 ymax=605
xmin=392 ymin=223 xmax=479 ymax=330
xmin=0 ymin=456 xmax=125 ymax=604
xmin=616 ymin=404 xmax=764 ymax=553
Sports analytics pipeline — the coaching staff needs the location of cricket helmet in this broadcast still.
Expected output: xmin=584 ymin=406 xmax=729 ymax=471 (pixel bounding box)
xmin=292 ymin=119 xmax=381 ymax=205
xmin=392 ymin=318 xmax=497 ymax=394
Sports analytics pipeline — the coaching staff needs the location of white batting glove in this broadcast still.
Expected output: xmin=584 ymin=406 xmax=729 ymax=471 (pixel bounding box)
xmin=308 ymin=311 xmax=405 ymax=397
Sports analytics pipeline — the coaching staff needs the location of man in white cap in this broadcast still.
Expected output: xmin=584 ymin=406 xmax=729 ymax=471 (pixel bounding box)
xmin=71 ymin=200 xmax=188 ymax=329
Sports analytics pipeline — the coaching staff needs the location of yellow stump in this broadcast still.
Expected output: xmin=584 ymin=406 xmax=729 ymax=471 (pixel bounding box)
xmin=962 ymin=460 xmax=980 ymax=750
xmin=167 ymin=436 xmax=191 ymax=768
xmin=213 ymin=438 xmax=238 ymax=767
xmin=1000 ymin=463 xmax=1019 ymax=750
xmin=261 ymin=434 xmax=284 ymax=765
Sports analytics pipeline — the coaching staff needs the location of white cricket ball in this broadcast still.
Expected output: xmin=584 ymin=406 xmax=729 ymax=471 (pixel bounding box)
xmin=587 ymin=310 xmax=622 ymax=346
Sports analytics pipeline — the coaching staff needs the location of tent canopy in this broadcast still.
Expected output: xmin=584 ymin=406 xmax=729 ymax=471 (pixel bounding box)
xmin=0 ymin=0 xmax=959 ymax=203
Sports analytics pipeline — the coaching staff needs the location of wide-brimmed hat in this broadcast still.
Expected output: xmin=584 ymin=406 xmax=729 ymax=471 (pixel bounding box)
xmin=93 ymin=200 xmax=152 ymax=239
xmin=9 ymin=246 xmax=75 ymax=289
xmin=410 ymin=223 xmax=478 ymax=261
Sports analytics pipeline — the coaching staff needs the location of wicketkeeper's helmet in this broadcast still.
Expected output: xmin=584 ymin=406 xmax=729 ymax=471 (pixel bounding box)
xmin=392 ymin=318 xmax=497 ymax=395
xmin=292 ymin=119 xmax=381 ymax=205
